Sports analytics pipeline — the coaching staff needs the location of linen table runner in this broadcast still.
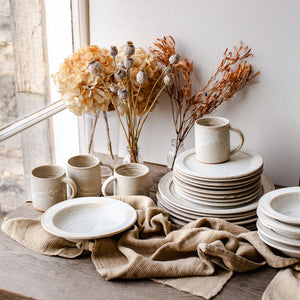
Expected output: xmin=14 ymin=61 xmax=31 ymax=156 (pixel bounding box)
xmin=2 ymin=196 xmax=300 ymax=299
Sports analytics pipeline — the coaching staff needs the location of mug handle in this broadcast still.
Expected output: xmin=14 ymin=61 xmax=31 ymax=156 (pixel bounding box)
xmin=62 ymin=177 xmax=77 ymax=199
xmin=229 ymin=125 xmax=244 ymax=156
xmin=101 ymin=176 xmax=116 ymax=196
xmin=100 ymin=162 xmax=114 ymax=176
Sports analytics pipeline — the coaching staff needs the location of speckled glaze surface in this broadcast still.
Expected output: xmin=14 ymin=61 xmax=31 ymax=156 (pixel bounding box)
xmin=195 ymin=117 xmax=244 ymax=164
xmin=67 ymin=155 xmax=113 ymax=197
xmin=102 ymin=163 xmax=149 ymax=196
xmin=31 ymin=165 xmax=77 ymax=212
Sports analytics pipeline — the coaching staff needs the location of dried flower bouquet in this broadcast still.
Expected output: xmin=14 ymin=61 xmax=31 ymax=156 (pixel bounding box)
xmin=150 ymin=36 xmax=259 ymax=169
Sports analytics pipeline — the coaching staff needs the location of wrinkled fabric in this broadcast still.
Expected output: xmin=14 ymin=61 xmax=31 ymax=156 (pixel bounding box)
xmin=1 ymin=196 xmax=300 ymax=299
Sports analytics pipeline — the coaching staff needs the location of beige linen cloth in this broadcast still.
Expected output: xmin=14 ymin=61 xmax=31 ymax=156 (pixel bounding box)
xmin=1 ymin=195 xmax=300 ymax=299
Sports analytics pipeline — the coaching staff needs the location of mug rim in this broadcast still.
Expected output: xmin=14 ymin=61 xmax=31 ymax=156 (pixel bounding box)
xmin=32 ymin=165 xmax=66 ymax=180
xmin=195 ymin=117 xmax=229 ymax=128
xmin=67 ymin=154 xmax=100 ymax=169
xmin=115 ymin=163 xmax=149 ymax=178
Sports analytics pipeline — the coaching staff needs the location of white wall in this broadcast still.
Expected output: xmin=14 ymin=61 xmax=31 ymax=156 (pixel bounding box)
xmin=89 ymin=0 xmax=300 ymax=186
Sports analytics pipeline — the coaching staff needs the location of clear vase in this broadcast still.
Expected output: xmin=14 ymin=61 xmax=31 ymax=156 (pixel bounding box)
xmin=123 ymin=146 xmax=143 ymax=164
xmin=84 ymin=111 xmax=119 ymax=175
xmin=167 ymin=139 xmax=185 ymax=171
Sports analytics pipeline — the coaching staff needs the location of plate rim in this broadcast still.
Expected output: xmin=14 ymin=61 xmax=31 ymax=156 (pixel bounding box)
xmin=41 ymin=197 xmax=137 ymax=241
xmin=175 ymin=148 xmax=263 ymax=179
xmin=258 ymin=187 xmax=300 ymax=225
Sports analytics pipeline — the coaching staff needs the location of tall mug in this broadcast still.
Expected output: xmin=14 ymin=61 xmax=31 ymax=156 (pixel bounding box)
xmin=195 ymin=117 xmax=244 ymax=164
xmin=67 ymin=155 xmax=113 ymax=197
xmin=31 ymin=165 xmax=77 ymax=212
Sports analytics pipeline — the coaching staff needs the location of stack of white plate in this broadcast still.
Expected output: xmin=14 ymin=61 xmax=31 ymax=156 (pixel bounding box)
xmin=157 ymin=149 xmax=275 ymax=230
xmin=257 ymin=187 xmax=300 ymax=258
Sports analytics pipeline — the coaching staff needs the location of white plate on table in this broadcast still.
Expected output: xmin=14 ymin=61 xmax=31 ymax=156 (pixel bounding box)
xmin=257 ymin=220 xmax=300 ymax=247
xmin=174 ymin=149 xmax=263 ymax=180
xmin=41 ymin=197 xmax=137 ymax=242
xmin=158 ymin=172 xmax=274 ymax=216
xmin=258 ymin=187 xmax=300 ymax=225
xmin=174 ymin=169 xmax=261 ymax=189
xmin=258 ymin=230 xmax=300 ymax=259
xmin=157 ymin=191 xmax=258 ymax=221
xmin=257 ymin=207 xmax=300 ymax=239
xmin=173 ymin=176 xmax=261 ymax=197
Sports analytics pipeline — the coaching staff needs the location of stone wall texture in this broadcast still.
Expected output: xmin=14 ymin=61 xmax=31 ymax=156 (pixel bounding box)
xmin=0 ymin=0 xmax=25 ymax=215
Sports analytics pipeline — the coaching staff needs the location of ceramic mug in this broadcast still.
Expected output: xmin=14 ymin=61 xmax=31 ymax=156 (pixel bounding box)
xmin=195 ymin=117 xmax=244 ymax=164
xmin=31 ymin=165 xmax=77 ymax=212
xmin=67 ymin=155 xmax=113 ymax=197
xmin=101 ymin=163 xmax=149 ymax=196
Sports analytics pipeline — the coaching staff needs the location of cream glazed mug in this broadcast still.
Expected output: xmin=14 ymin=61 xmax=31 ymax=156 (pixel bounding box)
xmin=67 ymin=155 xmax=113 ymax=197
xmin=101 ymin=163 xmax=150 ymax=196
xmin=31 ymin=165 xmax=77 ymax=212
xmin=195 ymin=117 xmax=244 ymax=164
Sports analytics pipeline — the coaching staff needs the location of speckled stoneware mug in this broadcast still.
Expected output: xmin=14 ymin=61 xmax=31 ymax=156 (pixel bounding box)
xmin=101 ymin=163 xmax=149 ymax=196
xmin=67 ymin=155 xmax=113 ymax=197
xmin=195 ymin=117 xmax=244 ymax=164
xmin=31 ymin=165 xmax=77 ymax=212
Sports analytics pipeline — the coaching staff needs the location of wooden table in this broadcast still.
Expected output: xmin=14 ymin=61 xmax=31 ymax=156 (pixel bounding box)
xmin=0 ymin=163 xmax=278 ymax=300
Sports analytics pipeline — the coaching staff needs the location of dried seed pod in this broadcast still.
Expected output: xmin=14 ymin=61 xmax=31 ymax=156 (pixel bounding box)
xmin=115 ymin=68 xmax=126 ymax=81
xmin=124 ymin=41 xmax=135 ymax=57
xmin=118 ymin=86 xmax=129 ymax=101
xmin=163 ymin=73 xmax=175 ymax=86
xmin=136 ymin=71 xmax=147 ymax=85
xmin=110 ymin=83 xmax=118 ymax=94
xmin=169 ymin=54 xmax=180 ymax=65
xmin=88 ymin=61 xmax=103 ymax=77
xmin=124 ymin=57 xmax=134 ymax=69
xmin=110 ymin=46 xmax=118 ymax=58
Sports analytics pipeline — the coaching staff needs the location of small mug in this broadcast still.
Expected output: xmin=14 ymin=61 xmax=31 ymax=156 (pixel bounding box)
xmin=67 ymin=155 xmax=113 ymax=197
xmin=102 ymin=163 xmax=149 ymax=196
xmin=31 ymin=165 xmax=77 ymax=212
xmin=195 ymin=117 xmax=244 ymax=164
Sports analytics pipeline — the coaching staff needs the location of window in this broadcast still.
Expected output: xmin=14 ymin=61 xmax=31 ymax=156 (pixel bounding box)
xmin=0 ymin=0 xmax=86 ymax=215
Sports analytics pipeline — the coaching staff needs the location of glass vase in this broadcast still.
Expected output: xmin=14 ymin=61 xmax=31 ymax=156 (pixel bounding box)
xmin=123 ymin=146 xmax=143 ymax=164
xmin=84 ymin=111 xmax=119 ymax=175
xmin=167 ymin=139 xmax=185 ymax=171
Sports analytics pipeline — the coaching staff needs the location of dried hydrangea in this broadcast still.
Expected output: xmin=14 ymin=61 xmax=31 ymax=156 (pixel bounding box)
xmin=53 ymin=45 xmax=118 ymax=115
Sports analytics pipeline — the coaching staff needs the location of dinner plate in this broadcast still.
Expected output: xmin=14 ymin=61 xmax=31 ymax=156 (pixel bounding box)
xmin=174 ymin=170 xmax=261 ymax=190
xmin=176 ymin=188 xmax=260 ymax=207
xmin=157 ymin=192 xmax=258 ymax=220
xmin=173 ymin=176 xmax=261 ymax=196
xmin=258 ymin=187 xmax=300 ymax=225
xmin=175 ymin=149 xmax=263 ymax=180
xmin=174 ymin=167 xmax=263 ymax=184
xmin=257 ymin=220 xmax=300 ymax=247
xmin=258 ymin=230 xmax=300 ymax=258
xmin=158 ymin=172 xmax=274 ymax=215
xmin=176 ymin=185 xmax=262 ymax=204
xmin=41 ymin=197 xmax=137 ymax=242
xmin=257 ymin=207 xmax=300 ymax=239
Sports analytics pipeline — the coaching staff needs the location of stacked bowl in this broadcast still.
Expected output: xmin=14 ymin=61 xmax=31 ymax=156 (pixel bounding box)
xmin=257 ymin=187 xmax=300 ymax=258
xmin=157 ymin=148 xmax=275 ymax=230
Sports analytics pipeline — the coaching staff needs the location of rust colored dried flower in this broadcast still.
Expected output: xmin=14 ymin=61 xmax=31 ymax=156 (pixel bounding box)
xmin=136 ymin=71 xmax=147 ymax=85
xmin=115 ymin=68 xmax=127 ymax=81
xmin=53 ymin=45 xmax=117 ymax=115
xmin=110 ymin=46 xmax=118 ymax=58
xmin=124 ymin=41 xmax=135 ymax=57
